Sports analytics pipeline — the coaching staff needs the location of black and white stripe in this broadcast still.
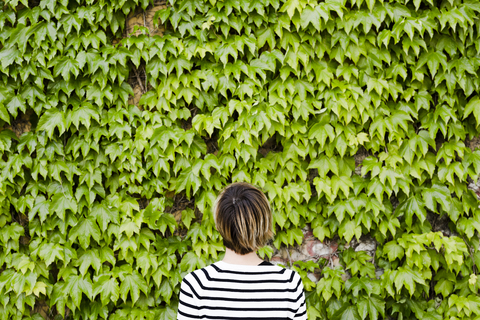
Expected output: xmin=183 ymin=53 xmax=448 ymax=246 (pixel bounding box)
xmin=177 ymin=261 xmax=308 ymax=320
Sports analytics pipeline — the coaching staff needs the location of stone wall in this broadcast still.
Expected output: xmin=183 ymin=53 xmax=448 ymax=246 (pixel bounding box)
xmin=3 ymin=0 xmax=477 ymax=291
xmin=125 ymin=2 xmax=480 ymax=284
xmin=267 ymin=141 xmax=480 ymax=281
xmin=125 ymin=0 xmax=167 ymax=107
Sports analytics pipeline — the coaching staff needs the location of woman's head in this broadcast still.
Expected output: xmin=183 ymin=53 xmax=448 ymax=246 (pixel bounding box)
xmin=213 ymin=182 xmax=273 ymax=255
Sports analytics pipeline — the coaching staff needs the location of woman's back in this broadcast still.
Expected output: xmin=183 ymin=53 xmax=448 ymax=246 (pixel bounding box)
xmin=177 ymin=260 xmax=307 ymax=319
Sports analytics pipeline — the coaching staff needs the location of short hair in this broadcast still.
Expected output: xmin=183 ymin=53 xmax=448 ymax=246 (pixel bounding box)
xmin=213 ymin=182 xmax=274 ymax=255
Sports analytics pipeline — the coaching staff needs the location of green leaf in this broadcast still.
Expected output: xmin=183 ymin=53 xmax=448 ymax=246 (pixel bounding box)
xmin=167 ymin=56 xmax=192 ymax=76
xmin=357 ymin=295 xmax=385 ymax=320
xmin=300 ymin=6 xmax=322 ymax=31
xmin=0 ymin=223 xmax=24 ymax=245
xmin=345 ymin=277 xmax=372 ymax=297
xmin=6 ymin=96 xmax=26 ymax=118
xmin=159 ymin=278 xmax=174 ymax=304
xmin=181 ymin=208 xmax=195 ymax=229
xmin=93 ymin=275 xmax=120 ymax=304
xmin=394 ymin=267 xmax=425 ymax=296
xmin=30 ymin=195 xmax=51 ymax=223
xmin=434 ymin=278 xmax=453 ymax=298
xmin=256 ymin=27 xmax=276 ymax=49
xmin=397 ymin=194 xmax=427 ymax=227
xmin=287 ymin=227 xmax=304 ymax=246
xmin=383 ymin=242 xmax=404 ymax=261
xmin=257 ymin=245 xmax=274 ymax=259
xmin=0 ymin=103 xmax=9 ymax=123
xmin=119 ymin=219 xmax=140 ymax=238
xmin=176 ymin=168 xmax=202 ymax=199
xmin=280 ymin=0 xmax=303 ymax=18
xmin=120 ymin=197 xmax=140 ymax=216
xmin=157 ymin=213 xmax=178 ymax=236
xmin=463 ymin=96 xmax=480 ymax=126
xmin=77 ymin=250 xmax=102 ymax=276
xmin=332 ymin=304 xmax=362 ymax=320
xmin=68 ymin=103 xmax=100 ymax=130
xmin=53 ymin=57 xmax=80 ymax=81
xmin=37 ymin=242 xmax=65 ymax=266
xmin=69 ymin=217 xmax=102 ymax=249
xmin=63 ymin=275 xmax=93 ymax=308
xmin=90 ymin=202 xmax=119 ymax=231
xmin=331 ymin=175 xmax=353 ymax=198
xmin=339 ymin=220 xmax=361 ymax=242
xmin=37 ymin=108 xmax=67 ymax=138
xmin=422 ymin=184 xmax=451 ymax=213
xmin=51 ymin=193 xmax=77 ymax=220
xmin=158 ymin=306 xmax=177 ymax=320
xmin=180 ymin=251 xmax=206 ymax=273
xmin=185 ymin=222 xmax=208 ymax=245
xmin=0 ymin=46 xmax=20 ymax=69
xmin=361 ymin=157 xmax=381 ymax=178
xmin=251 ymin=53 xmax=276 ymax=72
xmin=119 ymin=272 xmax=148 ymax=304
xmin=418 ymin=51 xmax=447 ymax=78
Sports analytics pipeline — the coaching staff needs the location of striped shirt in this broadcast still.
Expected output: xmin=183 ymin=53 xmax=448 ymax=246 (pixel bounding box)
xmin=177 ymin=260 xmax=308 ymax=320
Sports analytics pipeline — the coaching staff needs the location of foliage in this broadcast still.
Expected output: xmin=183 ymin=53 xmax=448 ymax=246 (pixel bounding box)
xmin=0 ymin=0 xmax=480 ymax=318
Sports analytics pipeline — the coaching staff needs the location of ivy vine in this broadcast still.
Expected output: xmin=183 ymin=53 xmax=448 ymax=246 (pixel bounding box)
xmin=0 ymin=0 xmax=480 ymax=319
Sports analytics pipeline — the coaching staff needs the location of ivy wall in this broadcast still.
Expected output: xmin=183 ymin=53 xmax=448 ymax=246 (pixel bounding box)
xmin=1 ymin=0 xmax=480 ymax=319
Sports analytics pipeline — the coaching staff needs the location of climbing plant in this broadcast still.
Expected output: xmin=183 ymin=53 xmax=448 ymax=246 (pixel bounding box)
xmin=0 ymin=0 xmax=480 ymax=318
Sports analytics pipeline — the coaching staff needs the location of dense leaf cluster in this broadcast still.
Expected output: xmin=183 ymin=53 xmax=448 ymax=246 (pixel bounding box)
xmin=1 ymin=0 xmax=480 ymax=318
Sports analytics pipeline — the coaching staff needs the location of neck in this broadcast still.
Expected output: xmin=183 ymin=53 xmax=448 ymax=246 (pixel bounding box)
xmin=222 ymin=247 xmax=264 ymax=265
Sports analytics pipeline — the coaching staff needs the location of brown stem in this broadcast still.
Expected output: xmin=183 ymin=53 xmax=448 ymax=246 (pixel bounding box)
xmin=132 ymin=64 xmax=145 ymax=94
xmin=285 ymin=247 xmax=293 ymax=267
xmin=462 ymin=235 xmax=477 ymax=275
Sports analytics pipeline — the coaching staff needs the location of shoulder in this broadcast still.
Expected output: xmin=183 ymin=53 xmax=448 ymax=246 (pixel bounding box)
xmin=266 ymin=265 xmax=303 ymax=289
xmin=182 ymin=262 xmax=291 ymax=281
xmin=267 ymin=262 xmax=301 ymax=281
xmin=288 ymin=269 xmax=305 ymax=293
xmin=285 ymin=268 xmax=302 ymax=284
xmin=181 ymin=264 xmax=216 ymax=284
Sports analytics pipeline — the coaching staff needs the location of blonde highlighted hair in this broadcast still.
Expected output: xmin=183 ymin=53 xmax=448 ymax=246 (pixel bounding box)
xmin=213 ymin=182 xmax=274 ymax=255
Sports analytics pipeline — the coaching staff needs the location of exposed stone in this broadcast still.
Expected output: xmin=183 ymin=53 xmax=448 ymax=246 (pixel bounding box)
xmin=309 ymin=242 xmax=334 ymax=257
xmin=32 ymin=300 xmax=50 ymax=320
xmin=308 ymin=168 xmax=319 ymax=183
xmin=300 ymin=224 xmax=338 ymax=260
xmin=3 ymin=110 xmax=32 ymax=138
xmin=341 ymin=270 xmax=351 ymax=282
xmin=307 ymin=272 xmax=319 ymax=283
xmin=330 ymin=256 xmax=342 ymax=268
xmin=301 ymin=238 xmax=335 ymax=259
xmin=258 ymin=136 xmax=277 ymax=158
xmin=270 ymin=255 xmax=288 ymax=267
xmin=429 ymin=210 xmax=453 ymax=237
xmin=124 ymin=0 xmax=167 ymax=107
xmin=468 ymin=182 xmax=480 ymax=203
xmin=354 ymin=166 xmax=363 ymax=176
xmin=128 ymin=73 xmax=146 ymax=107
xmin=375 ymin=268 xmax=385 ymax=279
xmin=289 ymin=249 xmax=309 ymax=262
xmin=466 ymin=136 xmax=480 ymax=151
xmin=173 ymin=210 xmax=183 ymax=224
xmin=390 ymin=195 xmax=400 ymax=212
xmin=125 ymin=1 xmax=166 ymax=37
xmin=265 ymin=226 xmax=383 ymax=284
xmin=355 ymin=239 xmax=377 ymax=254
xmin=354 ymin=146 xmax=369 ymax=176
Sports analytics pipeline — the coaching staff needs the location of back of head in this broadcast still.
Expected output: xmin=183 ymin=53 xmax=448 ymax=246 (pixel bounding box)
xmin=213 ymin=182 xmax=274 ymax=255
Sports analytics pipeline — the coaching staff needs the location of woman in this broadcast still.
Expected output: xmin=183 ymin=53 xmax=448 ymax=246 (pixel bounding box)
xmin=177 ymin=182 xmax=308 ymax=319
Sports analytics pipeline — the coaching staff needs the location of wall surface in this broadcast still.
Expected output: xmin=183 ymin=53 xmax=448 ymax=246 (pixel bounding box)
xmin=1 ymin=0 xmax=480 ymax=319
